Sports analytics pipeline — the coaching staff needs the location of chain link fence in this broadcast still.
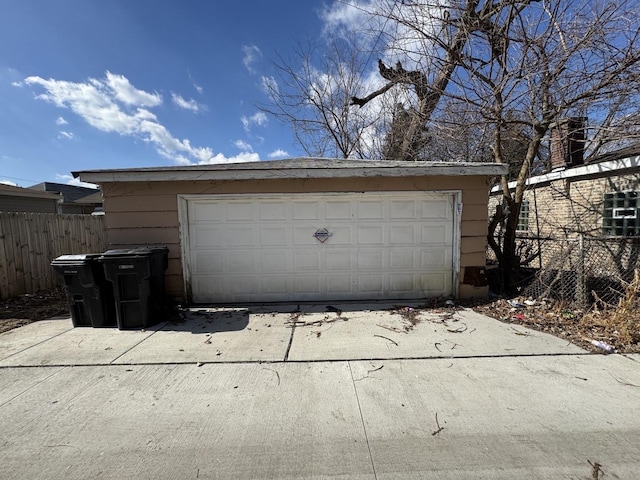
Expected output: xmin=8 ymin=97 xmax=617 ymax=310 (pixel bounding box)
xmin=492 ymin=235 xmax=640 ymax=308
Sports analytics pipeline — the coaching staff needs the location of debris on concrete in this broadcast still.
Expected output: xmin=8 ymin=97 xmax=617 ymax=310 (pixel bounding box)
xmin=431 ymin=412 xmax=445 ymax=436
xmin=374 ymin=334 xmax=398 ymax=346
xmin=589 ymin=339 xmax=616 ymax=353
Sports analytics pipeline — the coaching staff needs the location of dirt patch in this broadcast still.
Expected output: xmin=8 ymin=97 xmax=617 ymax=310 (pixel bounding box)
xmin=470 ymin=296 xmax=640 ymax=354
xmin=0 ymin=287 xmax=69 ymax=334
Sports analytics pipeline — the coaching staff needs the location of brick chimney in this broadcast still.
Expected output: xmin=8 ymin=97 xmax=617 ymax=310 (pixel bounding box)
xmin=550 ymin=117 xmax=586 ymax=170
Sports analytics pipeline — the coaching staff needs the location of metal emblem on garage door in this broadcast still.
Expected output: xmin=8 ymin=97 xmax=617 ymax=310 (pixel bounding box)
xmin=313 ymin=228 xmax=332 ymax=243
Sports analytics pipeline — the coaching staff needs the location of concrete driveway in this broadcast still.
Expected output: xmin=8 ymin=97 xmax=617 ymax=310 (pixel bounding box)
xmin=1 ymin=303 xmax=639 ymax=479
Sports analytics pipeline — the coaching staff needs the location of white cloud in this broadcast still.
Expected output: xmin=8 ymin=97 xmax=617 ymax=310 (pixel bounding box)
xmin=234 ymin=139 xmax=253 ymax=152
xmin=0 ymin=179 xmax=18 ymax=186
xmin=242 ymin=45 xmax=262 ymax=73
xmin=187 ymin=69 xmax=203 ymax=94
xmin=261 ymin=75 xmax=278 ymax=95
xmin=23 ymin=72 xmax=225 ymax=164
xmin=58 ymin=131 xmax=74 ymax=139
xmin=320 ymin=0 xmax=445 ymax=69
xmin=56 ymin=116 xmax=68 ymax=125
xmin=198 ymin=152 xmax=259 ymax=165
xmin=320 ymin=1 xmax=371 ymax=33
xmin=55 ymin=174 xmax=99 ymax=189
xmin=240 ymin=111 xmax=268 ymax=132
xmin=11 ymin=81 xmax=23 ymax=87
xmin=268 ymin=149 xmax=289 ymax=158
xmin=171 ymin=93 xmax=204 ymax=113
xmin=103 ymin=71 xmax=162 ymax=107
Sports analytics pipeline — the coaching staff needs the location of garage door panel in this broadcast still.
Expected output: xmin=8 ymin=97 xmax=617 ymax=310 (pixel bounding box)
xmin=262 ymin=276 xmax=289 ymax=294
xmin=260 ymin=226 xmax=289 ymax=246
xmin=293 ymin=226 xmax=318 ymax=246
xmin=192 ymin=227 xmax=223 ymax=248
xmin=389 ymin=249 xmax=415 ymax=269
xmin=193 ymin=251 xmax=223 ymax=273
xmin=193 ymin=276 xmax=223 ymax=299
xmin=225 ymin=226 xmax=255 ymax=246
xmin=421 ymin=273 xmax=452 ymax=292
xmin=390 ymin=200 xmax=417 ymax=219
xmin=293 ymin=251 xmax=320 ymax=269
xmin=357 ymin=250 xmax=385 ymax=269
xmin=259 ymin=202 xmax=288 ymax=220
xmin=419 ymin=224 xmax=452 ymax=244
xmin=325 ymin=275 xmax=352 ymax=294
xmin=191 ymin=202 xmax=224 ymax=222
xmin=324 ymin=225 xmax=352 ymax=245
xmin=185 ymin=192 xmax=456 ymax=303
xmin=357 ymin=275 xmax=383 ymax=293
xmin=421 ymin=199 xmax=451 ymax=220
xmin=224 ymin=252 xmax=257 ymax=272
xmin=325 ymin=201 xmax=353 ymax=220
xmin=389 ymin=274 xmax=418 ymax=294
xmin=294 ymin=276 xmax=321 ymax=295
xmin=357 ymin=201 xmax=384 ymax=219
xmin=261 ymin=251 xmax=288 ymax=270
xmin=357 ymin=225 xmax=385 ymax=244
xmin=420 ymin=249 xmax=452 ymax=268
xmin=390 ymin=225 xmax=417 ymax=244
xmin=325 ymin=250 xmax=352 ymax=270
xmin=225 ymin=202 xmax=254 ymax=221
xmin=226 ymin=276 xmax=260 ymax=295
xmin=292 ymin=202 xmax=320 ymax=220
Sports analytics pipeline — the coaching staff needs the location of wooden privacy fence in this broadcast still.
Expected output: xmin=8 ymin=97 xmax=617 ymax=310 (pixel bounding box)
xmin=0 ymin=212 xmax=108 ymax=300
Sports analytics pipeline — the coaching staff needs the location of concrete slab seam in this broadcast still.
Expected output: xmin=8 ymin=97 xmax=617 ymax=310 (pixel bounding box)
xmin=0 ymin=326 xmax=75 ymax=361
xmin=348 ymin=361 xmax=378 ymax=480
xmin=283 ymin=322 xmax=296 ymax=361
xmin=0 ymin=366 xmax=67 ymax=408
xmin=108 ymin=323 xmax=169 ymax=364
xmin=0 ymin=351 xmax=607 ymax=369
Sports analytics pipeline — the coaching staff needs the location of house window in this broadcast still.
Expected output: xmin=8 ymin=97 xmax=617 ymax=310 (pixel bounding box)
xmin=602 ymin=191 xmax=639 ymax=236
xmin=517 ymin=199 xmax=530 ymax=232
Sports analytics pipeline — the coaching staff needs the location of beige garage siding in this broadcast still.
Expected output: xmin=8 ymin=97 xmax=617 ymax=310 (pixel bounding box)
xmin=101 ymin=176 xmax=490 ymax=301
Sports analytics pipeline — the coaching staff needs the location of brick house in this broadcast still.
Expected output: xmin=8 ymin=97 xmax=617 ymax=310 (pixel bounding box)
xmin=489 ymin=120 xmax=639 ymax=302
xmin=490 ymin=146 xmax=640 ymax=240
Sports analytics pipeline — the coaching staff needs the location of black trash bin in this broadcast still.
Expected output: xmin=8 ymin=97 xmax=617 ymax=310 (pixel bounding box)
xmin=51 ymin=254 xmax=117 ymax=328
xmin=98 ymin=247 xmax=169 ymax=330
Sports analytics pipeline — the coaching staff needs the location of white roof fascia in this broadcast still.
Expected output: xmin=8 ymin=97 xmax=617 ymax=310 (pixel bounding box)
xmin=76 ymin=163 xmax=508 ymax=184
xmin=490 ymin=155 xmax=640 ymax=193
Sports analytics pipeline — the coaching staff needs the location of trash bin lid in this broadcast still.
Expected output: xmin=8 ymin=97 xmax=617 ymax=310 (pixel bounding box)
xmin=99 ymin=246 xmax=168 ymax=259
xmin=101 ymin=249 xmax=135 ymax=256
xmin=51 ymin=253 xmax=101 ymax=265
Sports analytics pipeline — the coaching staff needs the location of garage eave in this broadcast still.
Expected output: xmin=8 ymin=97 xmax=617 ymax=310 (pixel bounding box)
xmin=74 ymin=158 xmax=508 ymax=184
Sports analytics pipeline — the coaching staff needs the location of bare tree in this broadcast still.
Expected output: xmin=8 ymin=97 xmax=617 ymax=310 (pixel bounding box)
xmin=472 ymin=0 xmax=640 ymax=291
xmin=349 ymin=0 xmax=640 ymax=291
xmin=351 ymin=0 xmax=542 ymax=161
xmin=260 ymin=37 xmax=385 ymax=159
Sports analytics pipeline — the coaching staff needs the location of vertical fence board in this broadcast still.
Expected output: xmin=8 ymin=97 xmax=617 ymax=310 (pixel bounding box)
xmin=9 ymin=214 xmax=25 ymax=297
xmin=0 ymin=216 xmax=10 ymax=298
xmin=0 ymin=213 xmax=107 ymax=300
xmin=3 ymin=214 xmax=18 ymax=298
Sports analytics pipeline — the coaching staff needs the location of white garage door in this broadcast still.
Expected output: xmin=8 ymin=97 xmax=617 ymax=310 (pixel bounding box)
xmin=182 ymin=192 xmax=458 ymax=303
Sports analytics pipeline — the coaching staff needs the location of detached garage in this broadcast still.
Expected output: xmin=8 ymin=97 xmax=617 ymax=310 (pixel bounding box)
xmin=74 ymin=158 xmax=506 ymax=304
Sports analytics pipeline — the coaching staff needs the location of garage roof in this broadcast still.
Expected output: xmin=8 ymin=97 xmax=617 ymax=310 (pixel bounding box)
xmin=74 ymin=158 xmax=507 ymax=183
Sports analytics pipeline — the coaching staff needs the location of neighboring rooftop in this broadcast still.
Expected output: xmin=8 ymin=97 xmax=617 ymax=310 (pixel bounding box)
xmin=28 ymin=182 xmax=99 ymax=203
xmin=493 ymin=148 xmax=640 ymax=193
xmin=0 ymin=183 xmax=62 ymax=200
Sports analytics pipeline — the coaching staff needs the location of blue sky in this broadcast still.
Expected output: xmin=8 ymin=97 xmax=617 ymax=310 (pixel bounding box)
xmin=0 ymin=1 xmax=357 ymax=188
